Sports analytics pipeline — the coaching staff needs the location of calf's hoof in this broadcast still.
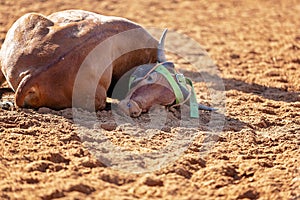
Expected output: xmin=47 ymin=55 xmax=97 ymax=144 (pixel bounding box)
xmin=0 ymin=101 xmax=14 ymax=110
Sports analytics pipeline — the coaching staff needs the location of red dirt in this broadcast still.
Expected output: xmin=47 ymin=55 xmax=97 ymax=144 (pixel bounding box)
xmin=0 ymin=0 xmax=299 ymax=199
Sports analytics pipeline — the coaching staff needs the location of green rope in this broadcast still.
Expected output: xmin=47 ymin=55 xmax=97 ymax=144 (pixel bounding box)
xmin=128 ymin=64 xmax=199 ymax=118
xmin=185 ymin=78 xmax=199 ymax=118
xmin=154 ymin=65 xmax=184 ymax=104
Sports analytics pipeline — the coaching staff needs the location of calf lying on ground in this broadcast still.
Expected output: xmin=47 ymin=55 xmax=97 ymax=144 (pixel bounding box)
xmin=118 ymin=56 xmax=216 ymax=118
xmin=0 ymin=10 xmax=159 ymax=110
xmin=0 ymin=9 xmax=215 ymax=117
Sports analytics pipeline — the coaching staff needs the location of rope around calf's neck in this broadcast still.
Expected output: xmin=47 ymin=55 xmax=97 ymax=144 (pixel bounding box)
xmin=128 ymin=62 xmax=199 ymax=118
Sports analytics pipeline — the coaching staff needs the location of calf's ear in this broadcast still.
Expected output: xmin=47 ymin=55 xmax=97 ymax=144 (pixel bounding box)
xmin=162 ymin=62 xmax=175 ymax=69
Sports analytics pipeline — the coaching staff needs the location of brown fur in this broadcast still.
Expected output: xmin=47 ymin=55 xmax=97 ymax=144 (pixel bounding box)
xmin=0 ymin=10 xmax=158 ymax=110
xmin=0 ymin=70 xmax=5 ymax=86
xmin=118 ymin=72 xmax=176 ymax=117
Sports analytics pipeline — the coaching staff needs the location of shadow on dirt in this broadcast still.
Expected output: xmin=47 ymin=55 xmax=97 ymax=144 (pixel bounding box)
xmin=0 ymin=87 xmax=13 ymax=99
xmin=0 ymin=81 xmax=249 ymax=134
xmin=93 ymin=101 xmax=250 ymax=133
xmin=181 ymin=69 xmax=300 ymax=103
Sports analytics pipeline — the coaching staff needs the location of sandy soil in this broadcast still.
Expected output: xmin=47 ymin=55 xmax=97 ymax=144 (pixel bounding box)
xmin=0 ymin=0 xmax=299 ymax=199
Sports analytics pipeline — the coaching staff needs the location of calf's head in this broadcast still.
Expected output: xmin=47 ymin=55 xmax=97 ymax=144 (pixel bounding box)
xmin=119 ymin=30 xmax=189 ymax=117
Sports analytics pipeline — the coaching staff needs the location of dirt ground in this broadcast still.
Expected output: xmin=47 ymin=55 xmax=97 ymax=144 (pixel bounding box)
xmin=0 ymin=0 xmax=300 ymax=199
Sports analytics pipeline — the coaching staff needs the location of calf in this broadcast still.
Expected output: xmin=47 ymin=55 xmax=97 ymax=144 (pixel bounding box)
xmin=0 ymin=10 xmax=160 ymax=110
